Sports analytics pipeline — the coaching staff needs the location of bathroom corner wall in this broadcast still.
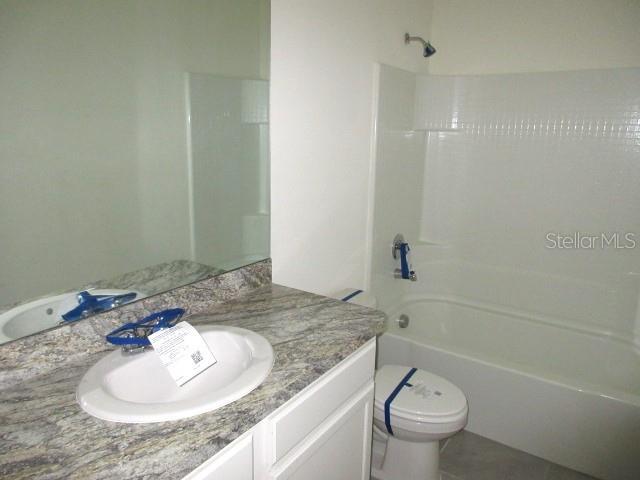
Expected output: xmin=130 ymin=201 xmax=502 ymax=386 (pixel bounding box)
xmin=270 ymin=0 xmax=434 ymax=296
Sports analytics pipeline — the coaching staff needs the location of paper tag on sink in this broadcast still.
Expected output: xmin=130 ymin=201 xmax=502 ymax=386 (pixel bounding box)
xmin=148 ymin=322 xmax=217 ymax=387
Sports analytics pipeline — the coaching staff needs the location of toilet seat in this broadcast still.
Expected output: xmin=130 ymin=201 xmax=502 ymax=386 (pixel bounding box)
xmin=374 ymin=365 xmax=468 ymax=426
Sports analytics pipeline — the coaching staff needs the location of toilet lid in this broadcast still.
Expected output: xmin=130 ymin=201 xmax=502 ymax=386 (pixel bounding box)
xmin=374 ymin=365 xmax=467 ymax=422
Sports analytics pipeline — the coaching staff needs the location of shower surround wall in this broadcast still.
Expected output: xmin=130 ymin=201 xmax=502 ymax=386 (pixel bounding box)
xmin=369 ymin=65 xmax=640 ymax=479
xmin=372 ymin=65 xmax=640 ymax=348
xmin=414 ymin=68 xmax=640 ymax=346
xmin=369 ymin=65 xmax=425 ymax=302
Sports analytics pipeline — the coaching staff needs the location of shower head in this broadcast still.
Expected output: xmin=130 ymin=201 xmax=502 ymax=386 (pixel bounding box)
xmin=405 ymin=33 xmax=436 ymax=58
xmin=424 ymin=42 xmax=436 ymax=57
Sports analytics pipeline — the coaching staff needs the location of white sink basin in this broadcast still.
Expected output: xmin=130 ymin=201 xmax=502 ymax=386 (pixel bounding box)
xmin=77 ymin=325 xmax=274 ymax=423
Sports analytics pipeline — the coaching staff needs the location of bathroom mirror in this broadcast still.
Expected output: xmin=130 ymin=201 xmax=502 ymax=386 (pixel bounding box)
xmin=0 ymin=0 xmax=270 ymax=344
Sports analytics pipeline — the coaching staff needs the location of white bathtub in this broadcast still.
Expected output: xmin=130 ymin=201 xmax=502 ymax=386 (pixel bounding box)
xmin=377 ymin=295 xmax=640 ymax=480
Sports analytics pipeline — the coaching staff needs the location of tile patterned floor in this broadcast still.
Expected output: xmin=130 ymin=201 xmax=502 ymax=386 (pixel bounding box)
xmin=439 ymin=431 xmax=597 ymax=480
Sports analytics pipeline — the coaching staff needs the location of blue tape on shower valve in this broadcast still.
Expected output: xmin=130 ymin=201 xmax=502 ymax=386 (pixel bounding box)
xmin=341 ymin=290 xmax=363 ymax=302
xmin=399 ymin=243 xmax=411 ymax=279
xmin=385 ymin=367 xmax=418 ymax=435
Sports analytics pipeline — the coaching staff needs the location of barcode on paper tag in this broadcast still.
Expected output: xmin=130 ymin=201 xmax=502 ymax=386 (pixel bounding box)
xmin=148 ymin=321 xmax=217 ymax=386
xmin=191 ymin=350 xmax=204 ymax=364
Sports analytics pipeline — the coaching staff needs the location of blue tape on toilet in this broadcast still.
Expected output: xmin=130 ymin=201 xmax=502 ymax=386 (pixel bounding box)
xmin=384 ymin=367 xmax=418 ymax=435
xmin=340 ymin=290 xmax=363 ymax=302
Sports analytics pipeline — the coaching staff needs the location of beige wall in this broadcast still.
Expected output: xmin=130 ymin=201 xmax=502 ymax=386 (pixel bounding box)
xmin=428 ymin=0 xmax=640 ymax=75
xmin=270 ymin=0 xmax=434 ymax=295
xmin=0 ymin=0 xmax=267 ymax=305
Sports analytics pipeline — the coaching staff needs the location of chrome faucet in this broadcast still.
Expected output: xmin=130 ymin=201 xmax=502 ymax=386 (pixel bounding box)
xmin=392 ymin=234 xmax=417 ymax=281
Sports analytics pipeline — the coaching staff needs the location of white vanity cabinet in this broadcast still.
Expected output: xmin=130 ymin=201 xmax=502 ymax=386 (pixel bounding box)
xmin=185 ymin=433 xmax=254 ymax=480
xmin=184 ymin=339 xmax=376 ymax=480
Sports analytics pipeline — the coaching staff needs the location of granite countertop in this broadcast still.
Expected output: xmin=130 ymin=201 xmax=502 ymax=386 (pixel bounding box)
xmin=0 ymin=284 xmax=385 ymax=480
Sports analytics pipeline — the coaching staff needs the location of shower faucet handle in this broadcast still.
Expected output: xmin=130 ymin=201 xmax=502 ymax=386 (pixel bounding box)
xmin=392 ymin=234 xmax=405 ymax=260
xmin=392 ymin=233 xmax=418 ymax=281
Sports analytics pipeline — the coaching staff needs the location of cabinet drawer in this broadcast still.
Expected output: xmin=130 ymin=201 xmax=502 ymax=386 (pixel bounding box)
xmin=268 ymin=339 xmax=375 ymax=463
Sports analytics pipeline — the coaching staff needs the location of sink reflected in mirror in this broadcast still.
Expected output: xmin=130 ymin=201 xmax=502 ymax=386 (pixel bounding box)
xmin=77 ymin=325 xmax=274 ymax=423
xmin=0 ymin=289 xmax=145 ymax=343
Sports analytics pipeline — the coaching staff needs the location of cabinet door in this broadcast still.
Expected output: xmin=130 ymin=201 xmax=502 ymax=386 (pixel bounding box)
xmin=268 ymin=383 xmax=374 ymax=480
xmin=182 ymin=433 xmax=253 ymax=480
xmin=269 ymin=339 xmax=376 ymax=463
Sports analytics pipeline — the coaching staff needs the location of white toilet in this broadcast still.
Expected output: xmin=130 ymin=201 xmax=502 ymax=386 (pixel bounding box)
xmin=371 ymin=365 xmax=468 ymax=480
xmin=330 ymin=289 xmax=468 ymax=479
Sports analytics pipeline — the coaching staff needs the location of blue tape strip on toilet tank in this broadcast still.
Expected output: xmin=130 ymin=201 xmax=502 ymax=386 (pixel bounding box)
xmin=340 ymin=289 xmax=363 ymax=302
xmin=384 ymin=367 xmax=418 ymax=435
